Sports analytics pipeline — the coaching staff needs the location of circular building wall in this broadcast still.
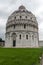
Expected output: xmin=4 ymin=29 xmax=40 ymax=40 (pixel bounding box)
xmin=5 ymin=5 xmax=39 ymax=48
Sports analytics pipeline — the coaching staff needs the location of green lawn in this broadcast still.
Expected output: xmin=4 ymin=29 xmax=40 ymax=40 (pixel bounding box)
xmin=0 ymin=48 xmax=42 ymax=65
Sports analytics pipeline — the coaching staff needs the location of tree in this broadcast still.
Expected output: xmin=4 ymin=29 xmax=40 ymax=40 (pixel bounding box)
xmin=0 ymin=38 xmax=2 ymax=42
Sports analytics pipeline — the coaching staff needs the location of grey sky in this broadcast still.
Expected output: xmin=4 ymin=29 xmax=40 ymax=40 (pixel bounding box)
xmin=0 ymin=0 xmax=43 ymax=40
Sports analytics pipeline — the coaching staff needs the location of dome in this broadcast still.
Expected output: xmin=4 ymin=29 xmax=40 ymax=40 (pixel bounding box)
xmin=6 ymin=5 xmax=38 ymax=29
xmin=19 ymin=5 xmax=26 ymax=10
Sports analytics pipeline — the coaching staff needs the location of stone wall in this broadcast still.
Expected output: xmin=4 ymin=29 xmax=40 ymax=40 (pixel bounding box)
xmin=39 ymin=41 xmax=43 ymax=47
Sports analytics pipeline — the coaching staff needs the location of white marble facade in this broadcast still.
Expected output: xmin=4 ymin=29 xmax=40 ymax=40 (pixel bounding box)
xmin=5 ymin=5 xmax=39 ymax=47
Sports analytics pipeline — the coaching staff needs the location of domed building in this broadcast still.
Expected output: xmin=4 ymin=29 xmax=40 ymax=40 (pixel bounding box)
xmin=5 ymin=5 xmax=39 ymax=48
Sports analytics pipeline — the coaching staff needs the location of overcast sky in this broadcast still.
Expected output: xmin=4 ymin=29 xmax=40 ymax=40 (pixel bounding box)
xmin=0 ymin=0 xmax=43 ymax=40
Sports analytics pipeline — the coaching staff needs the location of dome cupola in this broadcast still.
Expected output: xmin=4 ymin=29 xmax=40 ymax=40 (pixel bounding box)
xmin=19 ymin=5 xmax=26 ymax=10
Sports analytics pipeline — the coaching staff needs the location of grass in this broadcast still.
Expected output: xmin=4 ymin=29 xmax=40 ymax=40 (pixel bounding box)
xmin=0 ymin=48 xmax=42 ymax=65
